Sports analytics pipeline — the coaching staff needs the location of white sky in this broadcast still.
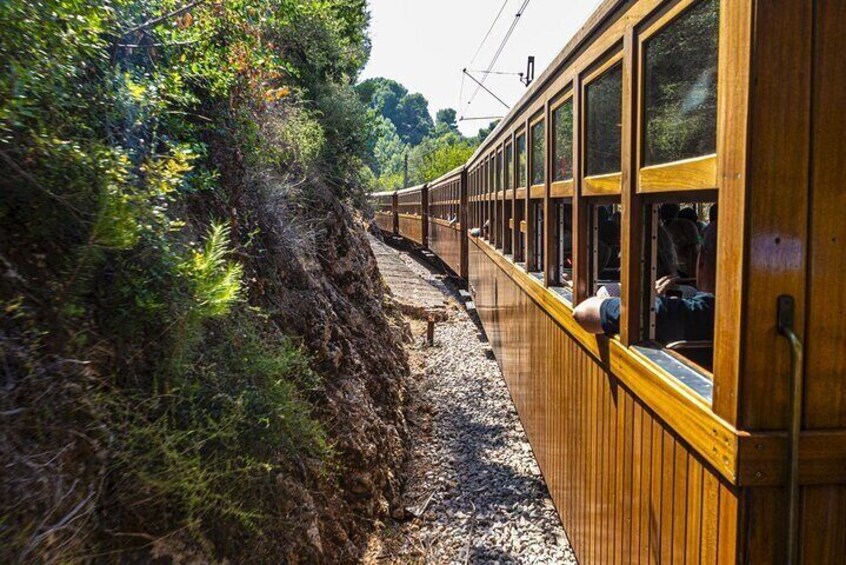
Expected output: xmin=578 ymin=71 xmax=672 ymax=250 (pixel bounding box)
xmin=360 ymin=0 xmax=604 ymax=137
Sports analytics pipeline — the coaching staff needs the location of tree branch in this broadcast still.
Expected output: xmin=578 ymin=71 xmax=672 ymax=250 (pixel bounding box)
xmin=118 ymin=0 xmax=207 ymax=38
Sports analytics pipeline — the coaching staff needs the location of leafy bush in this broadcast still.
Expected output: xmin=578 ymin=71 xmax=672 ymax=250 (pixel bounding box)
xmin=0 ymin=0 xmax=375 ymax=561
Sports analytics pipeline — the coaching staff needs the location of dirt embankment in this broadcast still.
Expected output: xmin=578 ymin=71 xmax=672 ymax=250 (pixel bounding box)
xmin=243 ymin=188 xmax=413 ymax=561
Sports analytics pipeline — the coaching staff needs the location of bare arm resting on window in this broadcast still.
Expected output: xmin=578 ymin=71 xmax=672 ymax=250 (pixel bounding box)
xmin=573 ymin=297 xmax=607 ymax=334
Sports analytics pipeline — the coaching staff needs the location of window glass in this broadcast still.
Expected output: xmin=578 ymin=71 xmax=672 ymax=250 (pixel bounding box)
xmin=552 ymin=200 xmax=573 ymax=291
xmin=505 ymin=144 xmax=513 ymax=189
xmin=643 ymin=0 xmax=719 ymax=166
xmin=496 ymin=152 xmax=502 ymax=191
xmin=531 ymin=121 xmax=545 ymax=186
xmin=530 ymin=200 xmax=544 ymax=271
xmin=553 ymin=99 xmax=574 ymax=181
xmin=514 ymin=200 xmax=525 ymax=263
xmin=588 ymin=202 xmax=622 ymax=295
xmin=504 ymin=199 xmax=513 ymax=254
xmin=585 ymin=64 xmax=623 ymax=176
xmin=644 ymin=199 xmax=718 ymax=373
xmin=517 ymin=134 xmax=527 ymax=187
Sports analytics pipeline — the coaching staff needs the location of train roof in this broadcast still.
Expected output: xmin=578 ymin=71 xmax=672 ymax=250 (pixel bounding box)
xmin=469 ymin=0 xmax=625 ymax=164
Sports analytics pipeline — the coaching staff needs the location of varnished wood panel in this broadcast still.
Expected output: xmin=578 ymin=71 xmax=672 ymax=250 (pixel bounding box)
xmin=374 ymin=212 xmax=394 ymax=234
xmin=795 ymin=2 xmax=846 ymax=563
xmin=397 ymin=214 xmax=424 ymax=246
xmin=468 ymin=239 xmax=737 ymax=564
xmin=428 ymin=221 xmax=462 ymax=277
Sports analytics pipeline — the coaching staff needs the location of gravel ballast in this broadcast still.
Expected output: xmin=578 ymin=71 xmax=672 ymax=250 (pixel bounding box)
xmin=366 ymin=236 xmax=577 ymax=564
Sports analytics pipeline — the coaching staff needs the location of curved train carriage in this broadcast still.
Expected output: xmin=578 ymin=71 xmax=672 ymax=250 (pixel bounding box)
xmin=371 ymin=0 xmax=846 ymax=562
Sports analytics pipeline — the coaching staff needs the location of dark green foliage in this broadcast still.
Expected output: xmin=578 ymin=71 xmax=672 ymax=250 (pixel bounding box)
xmin=357 ymin=77 xmax=433 ymax=145
xmin=435 ymin=108 xmax=459 ymax=135
xmin=0 ymin=0 xmax=375 ymax=560
xmin=553 ymin=100 xmax=574 ymax=181
xmin=585 ymin=64 xmax=623 ymax=176
xmin=643 ymin=0 xmax=719 ymax=165
xmin=358 ymin=77 xmax=485 ymax=189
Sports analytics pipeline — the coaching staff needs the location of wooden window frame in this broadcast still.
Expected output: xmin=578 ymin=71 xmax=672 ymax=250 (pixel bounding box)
xmin=550 ymin=91 xmax=576 ymax=198
xmin=636 ymin=0 xmax=719 ymax=194
xmin=529 ymin=113 xmax=547 ymax=198
xmin=581 ymin=53 xmax=625 ymax=196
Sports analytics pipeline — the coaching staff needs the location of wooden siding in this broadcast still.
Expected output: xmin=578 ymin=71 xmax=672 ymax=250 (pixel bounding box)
xmin=397 ymin=214 xmax=423 ymax=246
xmin=428 ymin=220 xmax=462 ymax=277
xmin=469 ymin=238 xmax=738 ymax=563
xmin=374 ymin=212 xmax=394 ymax=234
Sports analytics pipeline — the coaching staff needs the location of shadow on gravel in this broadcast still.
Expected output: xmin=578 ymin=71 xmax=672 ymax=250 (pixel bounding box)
xmin=439 ymin=403 xmax=551 ymax=561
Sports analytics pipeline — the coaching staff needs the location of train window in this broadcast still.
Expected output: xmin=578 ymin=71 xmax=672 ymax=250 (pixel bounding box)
xmin=585 ymin=63 xmax=623 ymax=176
xmin=531 ymin=120 xmax=545 ymax=186
xmin=588 ymin=202 xmax=622 ymax=296
xmin=505 ymin=143 xmax=513 ymax=190
xmin=496 ymin=152 xmax=503 ymax=248
xmin=641 ymin=199 xmax=717 ymax=375
xmin=530 ymin=200 xmax=543 ymax=272
xmin=504 ymin=199 xmax=513 ymax=255
xmin=517 ymin=133 xmax=527 ymax=188
xmin=643 ymin=0 xmax=719 ymax=166
xmin=553 ymin=99 xmax=574 ymax=182
xmin=514 ymin=200 xmax=526 ymax=264
xmin=550 ymin=199 xmax=573 ymax=299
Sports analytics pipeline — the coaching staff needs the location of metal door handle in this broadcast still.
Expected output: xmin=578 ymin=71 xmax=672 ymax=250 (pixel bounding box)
xmin=777 ymin=295 xmax=803 ymax=565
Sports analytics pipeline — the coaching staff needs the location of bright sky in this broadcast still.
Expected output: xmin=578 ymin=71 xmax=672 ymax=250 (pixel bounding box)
xmin=360 ymin=0 xmax=604 ymax=137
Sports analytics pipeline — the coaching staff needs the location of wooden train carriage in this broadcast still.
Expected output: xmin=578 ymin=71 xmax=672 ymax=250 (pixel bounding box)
xmin=464 ymin=0 xmax=846 ymax=562
xmin=395 ymin=184 xmax=427 ymax=247
xmin=426 ymin=167 xmax=467 ymax=278
xmin=371 ymin=0 xmax=845 ymax=561
xmin=372 ymin=190 xmax=397 ymax=235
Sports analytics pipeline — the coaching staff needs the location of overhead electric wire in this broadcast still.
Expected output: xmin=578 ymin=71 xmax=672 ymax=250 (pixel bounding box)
xmin=465 ymin=0 xmax=532 ymax=110
xmin=468 ymin=0 xmax=510 ymax=66
xmin=466 ymin=69 xmax=522 ymax=76
xmin=462 ymin=69 xmax=510 ymax=109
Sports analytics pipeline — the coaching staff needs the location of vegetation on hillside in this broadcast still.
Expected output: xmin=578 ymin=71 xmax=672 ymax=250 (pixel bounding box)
xmin=1 ymin=1 xmax=408 ymax=562
xmin=356 ymin=77 xmax=498 ymax=189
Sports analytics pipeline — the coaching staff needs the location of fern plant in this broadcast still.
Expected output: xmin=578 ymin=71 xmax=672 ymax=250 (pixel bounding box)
xmin=182 ymin=223 xmax=243 ymax=319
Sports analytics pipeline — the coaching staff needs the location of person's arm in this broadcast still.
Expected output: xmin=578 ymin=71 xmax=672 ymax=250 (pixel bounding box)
xmin=573 ymin=297 xmax=610 ymax=334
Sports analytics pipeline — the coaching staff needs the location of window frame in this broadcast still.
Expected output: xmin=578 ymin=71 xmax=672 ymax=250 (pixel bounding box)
xmin=581 ymin=53 xmax=625 ymax=196
xmin=550 ymin=91 xmax=576 ymax=197
xmin=636 ymin=0 xmax=720 ymax=194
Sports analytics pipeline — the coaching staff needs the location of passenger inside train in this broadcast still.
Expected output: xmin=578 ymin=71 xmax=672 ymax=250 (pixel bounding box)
xmin=573 ymin=215 xmax=717 ymax=347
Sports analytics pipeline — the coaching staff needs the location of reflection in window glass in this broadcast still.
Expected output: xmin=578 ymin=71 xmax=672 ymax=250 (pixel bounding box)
xmin=585 ymin=64 xmax=623 ymax=176
xmin=553 ymin=100 xmax=574 ymax=181
xmin=531 ymin=121 xmax=545 ymax=186
xmin=517 ymin=134 xmax=527 ymax=187
xmin=496 ymin=152 xmax=502 ymax=191
xmin=644 ymin=0 xmax=719 ymax=166
xmin=505 ymin=144 xmax=513 ymax=190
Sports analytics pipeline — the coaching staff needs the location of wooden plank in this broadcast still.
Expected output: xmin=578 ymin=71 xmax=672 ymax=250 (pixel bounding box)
xmin=716 ymin=481 xmax=738 ymax=565
xmin=799 ymin=487 xmax=846 ymax=565
xmin=630 ymin=399 xmax=644 ymax=563
xmin=805 ymin=0 xmax=846 ymax=430
xmin=583 ymin=172 xmax=622 ymax=195
xmin=660 ymin=430 xmax=674 ymax=563
xmin=638 ymin=154 xmax=717 ymax=193
xmin=710 ymin=0 xmax=752 ymax=425
xmin=620 ymin=25 xmax=643 ymax=347
xmin=671 ymin=436 xmax=688 ymax=563
xmin=700 ymin=471 xmax=720 ymax=565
